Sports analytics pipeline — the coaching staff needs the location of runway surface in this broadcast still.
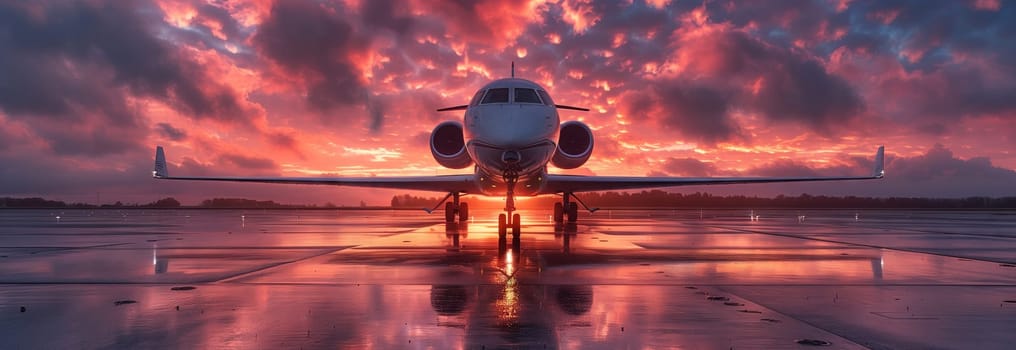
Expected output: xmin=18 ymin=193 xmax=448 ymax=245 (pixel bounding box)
xmin=1 ymin=208 xmax=1015 ymax=349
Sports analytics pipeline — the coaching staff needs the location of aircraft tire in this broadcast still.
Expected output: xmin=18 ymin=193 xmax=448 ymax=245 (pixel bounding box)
xmin=498 ymin=213 xmax=507 ymax=236
xmin=567 ymin=203 xmax=578 ymax=222
xmin=511 ymin=214 xmax=521 ymax=251
xmin=445 ymin=202 xmax=455 ymax=223
xmin=553 ymin=202 xmax=564 ymax=222
xmin=458 ymin=202 xmax=469 ymax=222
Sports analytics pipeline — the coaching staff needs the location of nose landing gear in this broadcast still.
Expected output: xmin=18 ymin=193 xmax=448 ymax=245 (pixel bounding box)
xmin=497 ymin=212 xmax=520 ymax=252
xmin=499 ymin=168 xmax=522 ymax=253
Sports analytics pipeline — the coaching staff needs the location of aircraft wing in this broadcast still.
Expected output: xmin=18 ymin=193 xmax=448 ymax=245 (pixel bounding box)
xmin=153 ymin=147 xmax=479 ymax=194
xmin=542 ymin=146 xmax=885 ymax=193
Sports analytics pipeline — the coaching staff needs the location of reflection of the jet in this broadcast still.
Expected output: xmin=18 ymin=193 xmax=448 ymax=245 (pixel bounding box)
xmin=428 ymin=247 xmax=594 ymax=348
xmin=152 ymin=244 xmax=169 ymax=274
xmin=444 ymin=222 xmax=468 ymax=251
xmin=428 ymin=221 xmax=882 ymax=346
xmin=553 ymin=222 xmax=579 ymax=253
xmin=872 ymin=257 xmax=883 ymax=280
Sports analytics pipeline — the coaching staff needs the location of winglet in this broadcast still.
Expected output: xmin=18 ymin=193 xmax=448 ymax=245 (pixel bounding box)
xmin=153 ymin=146 xmax=168 ymax=178
xmin=872 ymin=146 xmax=885 ymax=178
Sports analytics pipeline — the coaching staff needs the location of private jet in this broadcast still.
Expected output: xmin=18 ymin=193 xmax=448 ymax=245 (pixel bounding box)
xmin=154 ymin=66 xmax=885 ymax=249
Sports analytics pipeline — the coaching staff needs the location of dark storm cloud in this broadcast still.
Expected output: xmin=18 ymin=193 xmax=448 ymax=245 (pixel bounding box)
xmin=578 ymin=9 xmax=865 ymax=143
xmin=361 ymin=0 xmax=415 ymax=37
xmin=624 ymin=83 xmax=741 ymax=144
xmin=662 ymin=158 xmax=718 ymax=177
xmin=729 ymin=145 xmax=1016 ymax=197
xmin=217 ymin=153 xmax=278 ymax=171
xmin=828 ymin=1 xmax=1016 ymax=124
xmin=155 ymin=123 xmax=187 ymax=141
xmin=919 ymin=66 xmax=1016 ymax=119
xmin=617 ymin=30 xmax=863 ymax=143
xmin=0 ymin=151 xmax=154 ymax=195
xmin=549 ymin=0 xmax=1011 ymax=143
xmin=165 ymin=1 xmax=253 ymax=60
xmin=684 ymin=30 xmax=864 ymax=132
xmin=0 ymin=1 xmax=249 ymax=155
xmin=194 ymin=2 xmax=244 ymax=41
xmin=751 ymin=52 xmax=864 ymax=129
xmin=267 ymin=131 xmax=297 ymax=151
xmin=253 ymin=0 xmax=368 ymax=112
xmin=524 ymin=1 xmax=676 ymax=79
xmin=890 ymin=144 xmax=1015 ymax=182
xmin=710 ymin=0 xmax=852 ymax=49
xmin=414 ymin=0 xmax=540 ymax=44
xmin=749 ymin=160 xmax=829 ymax=177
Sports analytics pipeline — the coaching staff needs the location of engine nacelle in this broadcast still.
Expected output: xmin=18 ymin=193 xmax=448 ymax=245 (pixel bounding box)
xmin=430 ymin=121 xmax=473 ymax=169
xmin=551 ymin=121 xmax=593 ymax=169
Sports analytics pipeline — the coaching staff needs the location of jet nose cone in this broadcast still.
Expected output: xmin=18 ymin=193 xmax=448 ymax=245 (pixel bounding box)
xmin=502 ymin=150 xmax=521 ymax=164
xmin=471 ymin=106 xmax=556 ymax=148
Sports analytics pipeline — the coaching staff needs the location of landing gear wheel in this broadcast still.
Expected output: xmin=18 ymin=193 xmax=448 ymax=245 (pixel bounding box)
xmin=567 ymin=202 xmax=578 ymax=223
xmin=553 ymin=202 xmax=564 ymax=223
xmin=497 ymin=213 xmax=508 ymax=252
xmin=511 ymin=213 xmax=521 ymax=251
xmin=445 ymin=202 xmax=456 ymax=223
xmin=458 ymin=202 xmax=469 ymax=222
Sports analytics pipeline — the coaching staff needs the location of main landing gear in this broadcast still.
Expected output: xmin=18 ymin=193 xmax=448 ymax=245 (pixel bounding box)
xmin=429 ymin=192 xmax=469 ymax=223
xmin=553 ymin=193 xmax=580 ymax=223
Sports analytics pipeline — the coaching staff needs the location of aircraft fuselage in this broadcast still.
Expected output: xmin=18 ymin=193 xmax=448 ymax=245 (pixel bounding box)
xmin=461 ymin=78 xmax=561 ymax=196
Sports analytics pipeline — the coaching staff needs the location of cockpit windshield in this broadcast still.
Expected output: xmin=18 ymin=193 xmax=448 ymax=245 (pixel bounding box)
xmin=514 ymin=88 xmax=542 ymax=104
xmin=470 ymin=89 xmax=484 ymax=106
xmin=537 ymin=90 xmax=554 ymax=106
xmin=480 ymin=88 xmax=509 ymax=104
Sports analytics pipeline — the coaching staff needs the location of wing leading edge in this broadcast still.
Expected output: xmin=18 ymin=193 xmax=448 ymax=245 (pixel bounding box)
xmin=153 ymin=146 xmax=479 ymax=194
xmin=542 ymin=146 xmax=885 ymax=194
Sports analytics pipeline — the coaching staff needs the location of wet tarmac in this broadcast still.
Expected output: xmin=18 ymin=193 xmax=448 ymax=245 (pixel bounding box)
xmin=1 ymin=208 xmax=1015 ymax=349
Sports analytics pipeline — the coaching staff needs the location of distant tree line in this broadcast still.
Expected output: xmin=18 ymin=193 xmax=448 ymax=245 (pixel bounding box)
xmin=0 ymin=197 xmax=183 ymax=208
xmin=0 ymin=197 xmax=344 ymax=209
xmin=390 ymin=191 xmax=1016 ymax=209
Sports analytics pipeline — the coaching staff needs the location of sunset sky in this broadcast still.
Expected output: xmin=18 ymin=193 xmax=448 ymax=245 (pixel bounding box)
xmin=1 ymin=0 xmax=1015 ymax=206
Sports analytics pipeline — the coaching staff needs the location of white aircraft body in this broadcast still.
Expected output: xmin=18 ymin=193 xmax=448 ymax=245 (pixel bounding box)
xmin=154 ymin=69 xmax=885 ymax=248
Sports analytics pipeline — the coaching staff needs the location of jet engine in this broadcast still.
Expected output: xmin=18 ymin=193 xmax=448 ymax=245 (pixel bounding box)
xmin=430 ymin=121 xmax=473 ymax=169
xmin=551 ymin=121 xmax=594 ymax=169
